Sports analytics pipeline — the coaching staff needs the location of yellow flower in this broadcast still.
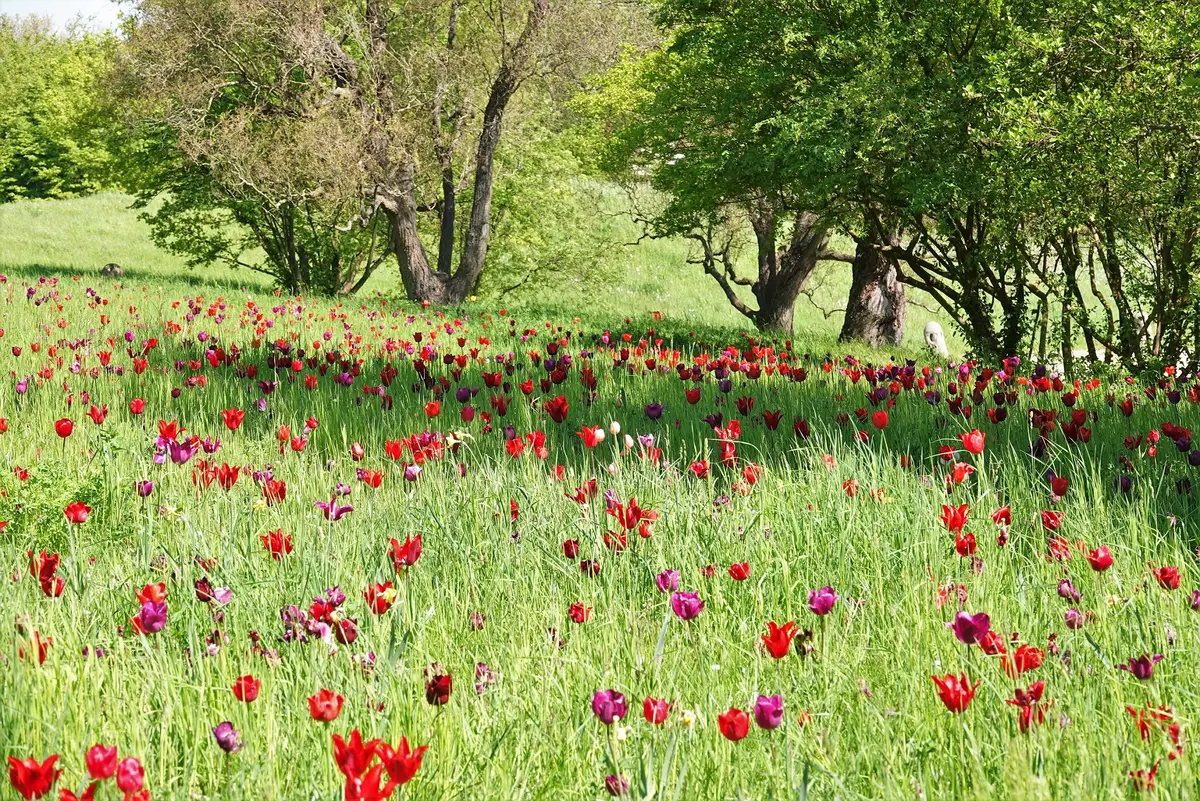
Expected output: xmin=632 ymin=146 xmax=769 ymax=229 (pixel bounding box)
xmin=680 ymin=710 xmax=697 ymax=728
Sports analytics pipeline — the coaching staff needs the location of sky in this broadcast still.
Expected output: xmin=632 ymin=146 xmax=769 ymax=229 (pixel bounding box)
xmin=0 ymin=0 xmax=122 ymax=31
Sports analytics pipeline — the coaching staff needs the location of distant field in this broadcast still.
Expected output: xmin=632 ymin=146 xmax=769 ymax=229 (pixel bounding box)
xmin=0 ymin=192 xmax=963 ymax=356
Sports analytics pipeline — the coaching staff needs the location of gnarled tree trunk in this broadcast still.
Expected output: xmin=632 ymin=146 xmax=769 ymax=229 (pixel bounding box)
xmin=364 ymin=0 xmax=550 ymax=305
xmin=839 ymin=228 xmax=906 ymax=345
xmin=752 ymin=210 xmax=829 ymax=333
xmin=694 ymin=205 xmax=836 ymax=335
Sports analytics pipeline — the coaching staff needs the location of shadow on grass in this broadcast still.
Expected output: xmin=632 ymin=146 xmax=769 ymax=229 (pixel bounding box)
xmin=0 ymin=262 xmax=268 ymax=293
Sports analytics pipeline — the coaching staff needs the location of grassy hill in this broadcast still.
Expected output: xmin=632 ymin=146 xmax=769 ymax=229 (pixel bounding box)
xmin=0 ymin=191 xmax=961 ymax=356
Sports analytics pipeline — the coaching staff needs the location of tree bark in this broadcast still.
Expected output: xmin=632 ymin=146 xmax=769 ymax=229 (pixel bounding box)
xmin=386 ymin=157 xmax=446 ymax=301
xmin=433 ymin=0 xmax=460 ymax=277
xmin=751 ymin=210 xmax=828 ymax=334
xmin=448 ymin=0 xmax=550 ymax=303
xmin=839 ymin=230 xmax=906 ymax=346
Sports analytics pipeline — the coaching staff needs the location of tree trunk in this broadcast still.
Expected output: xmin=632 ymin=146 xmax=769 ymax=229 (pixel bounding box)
xmin=756 ymin=294 xmax=795 ymax=333
xmin=387 ymin=158 xmax=446 ymax=302
xmin=434 ymin=0 xmax=460 ymax=278
xmin=751 ymin=211 xmax=827 ymax=334
xmin=448 ymin=0 xmax=549 ymax=304
xmin=839 ymin=232 xmax=906 ymax=346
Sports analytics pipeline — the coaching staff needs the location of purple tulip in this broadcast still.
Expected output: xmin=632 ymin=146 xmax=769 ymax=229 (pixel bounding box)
xmin=605 ymin=775 xmax=629 ymax=797
xmin=167 ymin=438 xmax=197 ymax=465
xmin=138 ymin=600 xmax=168 ymax=634
xmin=1057 ymin=578 xmax=1081 ymax=603
xmin=136 ymin=480 xmax=155 ymax=498
xmin=1117 ymin=654 xmax=1164 ymax=680
xmin=655 ymin=569 xmax=680 ymax=593
xmin=314 ymin=497 xmax=354 ymax=521
xmin=644 ymin=402 xmax=664 ymax=421
xmin=1064 ymin=608 xmax=1085 ymax=629
xmin=212 ymin=721 xmax=243 ymax=753
xmin=670 ymin=591 xmax=704 ymax=621
xmin=949 ymin=611 xmax=991 ymax=645
xmin=807 ymin=586 xmax=838 ymax=616
xmin=753 ymin=694 xmax=784 ymax=730
xmin=1190 ymin=590 xmax=1200 ymax=611
xmin=591 ymin=689 xmax=627 ymax=725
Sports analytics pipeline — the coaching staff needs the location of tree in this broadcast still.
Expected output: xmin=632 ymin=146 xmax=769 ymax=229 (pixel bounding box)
xmin=118 ymin=0 xmax=639 ymax=299
xmin=582 ymin=14 xmax=885 ymax=338
xmin=0 ymin=16 xmax=118 ymax=202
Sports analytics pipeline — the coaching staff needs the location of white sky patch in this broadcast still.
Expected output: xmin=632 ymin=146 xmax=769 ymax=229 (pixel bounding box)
xmin=0 ymin=0 xmax=122 ymax=31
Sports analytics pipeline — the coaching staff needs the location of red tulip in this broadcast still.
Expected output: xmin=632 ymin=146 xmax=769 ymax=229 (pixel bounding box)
xmin=1003 ymin=644 xmax=1046 ymax=678
xmin=940 ymin=504 xmax=969 ymax=534
xmin=728 ymin=562 xmax=750 ymax=581
xmin=54 ymin=419 xmax=73 ymax=439
xmin=1086 ymin=545 xmax=1114 ymax=572
xmin=425 ymin=672 xmax=451 ymax=705
xmin=377 ymin=736 xmax=428 ymax=786
xmin=643 ymin=697 xmax=669 ymax=724
xmin=1041 ymin=510 xmax=1064 ymax=531
xmin=424 ymin=400 xmax=441 ymax=418
xmin=260 ymin=529 xmax=293 ymax=559
xmin=332 ymin=730 xmax=381 ymax=780
xmin=64 ymin=502 xmax=91 ymax=525
xmin=128 ymin=398 xmax=146 ymax=415
xmin=577 ymin=425 xmax=603 ymax=449
xmin=1152 ymin=565 xmax=1181 ymax=590
xmin=930 ymin=673 xmax=979 ymax=713
xmin=6 ymin=754 xmax=59 ymax=800
xmin=389 ymin=534 xmax=422 ymax=571
xmin=1050 ymin=476 xmax=1069 ymax=497
xmin=717 ymin=707 xmax=750 ymax=741
xmin=220 ymin=408 xmax=245 ymax=431
xmin=870 ymin=410 xmax=888 ymax=430
xmin=308 ymin=688 xmax=344 ymax=722
xmin=1006 ymin=681 xmax=1049 ymax=733
xmin=262 ymin=479 xmax=287 ymax=504
xmin=115 ymin=757 xmax=143 ymax=794
xmin=364 ymin=582 xmax=397 ymax=614
xmin=85 ymin=745 xmax=118 ymax=781
xmin=959 ymin=429 xmax=985 ymax=455
xmin=568 ymin=602 xmax=592 ymax=623
xmin=543 ymin=395 xmax=569 ymax=423
xmin=136 ymin=582 xmax=167 ymax=604
xmin=761 ymin=620 xmax=798 ymax=659
xmin=232 ymin=674 xmax=261 ymax=702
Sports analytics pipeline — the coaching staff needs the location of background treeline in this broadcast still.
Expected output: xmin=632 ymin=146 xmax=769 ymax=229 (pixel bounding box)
xmin=2 ymin=1 xmax=1200 ymax=372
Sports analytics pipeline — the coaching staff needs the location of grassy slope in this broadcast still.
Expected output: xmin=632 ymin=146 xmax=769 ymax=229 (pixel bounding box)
xmin=0 ymin=192 xmax=963 ymax=356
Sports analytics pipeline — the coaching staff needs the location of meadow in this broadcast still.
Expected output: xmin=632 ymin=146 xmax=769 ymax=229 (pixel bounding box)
xmin=0 ymin=198 xmax=1196 ymax=801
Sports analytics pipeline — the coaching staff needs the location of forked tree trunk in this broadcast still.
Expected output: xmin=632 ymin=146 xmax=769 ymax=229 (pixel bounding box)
xmin=369 ymin=0 xmax=548 ymax=306
xmin=839 ymin=232 xmax=906 ymax=345
xmin=750 ymin=210 xmax=828 ymax=334
xmin=387 ymin=158 xmax=448 ymax=302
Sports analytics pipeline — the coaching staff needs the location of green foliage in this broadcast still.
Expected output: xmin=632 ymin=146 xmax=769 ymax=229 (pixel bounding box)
xmin=0 ymin=17 xmax=118 ymax=202
xmin=589 ymin=0 xmax=1200 ymax=367
xmin=479 ymin=120 xmax=619 ymax=302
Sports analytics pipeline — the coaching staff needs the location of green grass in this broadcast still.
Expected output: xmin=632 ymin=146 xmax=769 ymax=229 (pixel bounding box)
xmin=0 ymin=192 xmax=964 ymax=357
xmin=0 ymin=268 xmax=1193 ymax=800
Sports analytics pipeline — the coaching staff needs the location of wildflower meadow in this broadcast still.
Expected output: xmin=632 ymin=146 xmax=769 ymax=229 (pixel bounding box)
xmin=0 ymin=276 xmax=1197 ymax=800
